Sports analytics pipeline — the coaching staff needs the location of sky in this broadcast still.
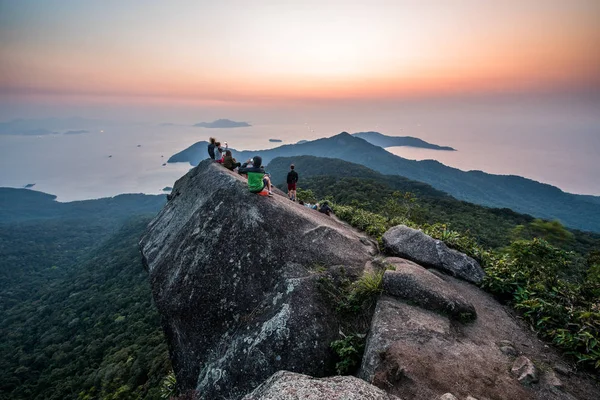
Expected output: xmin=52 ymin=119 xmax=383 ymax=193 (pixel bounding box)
xmin=1 ymin=0 xmax=599 ymax=108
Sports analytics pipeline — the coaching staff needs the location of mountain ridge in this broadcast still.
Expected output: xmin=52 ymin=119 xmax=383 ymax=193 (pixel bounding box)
xmin=168 ymin=132 xmax=600 ymax=232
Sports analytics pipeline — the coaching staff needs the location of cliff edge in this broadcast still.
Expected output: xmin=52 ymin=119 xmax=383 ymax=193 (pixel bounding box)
xmin=140 ymin=160 xmax=377 ymax=398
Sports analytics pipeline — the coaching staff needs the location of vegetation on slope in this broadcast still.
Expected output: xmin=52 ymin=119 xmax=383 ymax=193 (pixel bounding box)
xmin=0 ymin=190 xmax=170 ymax=400
xmin=269 ymin=156 xmax=599 ymax=254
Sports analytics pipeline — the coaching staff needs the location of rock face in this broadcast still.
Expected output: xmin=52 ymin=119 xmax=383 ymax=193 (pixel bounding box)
xmin=139 ymin=160 xmax=377 ymax=398
xmin=382 ymin=225 xmax=485 ymax=283
xmin=357 ymin=267 xmax=593 ymax=400
xmin=242 ymin=371 xmax=401 ymax=400
xmin=383 ymin=258 xmax=476 ymax=321
xmin=511 ymin=356 xmax=539 ymax=385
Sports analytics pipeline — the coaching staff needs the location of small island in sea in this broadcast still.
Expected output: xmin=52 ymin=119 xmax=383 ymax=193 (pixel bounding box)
xmin=193 ymin=119 xmax=251 ymax=128
xmin=162 ymin=186 xmax=173 ymax=192
xmin=269 ymin=138 xmax=283 ymax=143
xmin=24 ymin=183 xmax=36 ymax=188
xmin=64 ymin=130 xmax=88 ymax=135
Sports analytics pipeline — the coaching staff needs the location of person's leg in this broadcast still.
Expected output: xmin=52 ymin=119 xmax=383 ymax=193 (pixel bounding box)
xmin=265 ymin=176 xmax=272 ymax=193
xmin=261 ymin=178 xmax=272 ymax=196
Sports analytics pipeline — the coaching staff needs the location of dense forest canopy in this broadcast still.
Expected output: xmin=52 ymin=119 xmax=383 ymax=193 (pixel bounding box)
xmin=0 ymin=190 xmax=169 ymax=400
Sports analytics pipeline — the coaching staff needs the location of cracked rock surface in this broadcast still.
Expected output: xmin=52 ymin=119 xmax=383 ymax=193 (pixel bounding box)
xmin=140 ymin=160 xmax=377 ymax=399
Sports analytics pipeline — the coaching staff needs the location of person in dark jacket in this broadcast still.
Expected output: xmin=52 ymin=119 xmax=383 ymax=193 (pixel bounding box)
xmin=238 ymin=156 xmax=272 ymax=196
xmin=319 ymin=201 xmax=333 ymax=216
xmin=223 ymin=150 xmax=241 ymax=171
xmin=286 ymin=164 xmax=299 ymax=201
xmin=207 ymin=137 xmax=216 ymax=160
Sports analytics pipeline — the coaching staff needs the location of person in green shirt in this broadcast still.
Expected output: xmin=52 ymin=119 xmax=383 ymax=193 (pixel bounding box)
xmin=238 ymin=156 xmax=272 ymax=196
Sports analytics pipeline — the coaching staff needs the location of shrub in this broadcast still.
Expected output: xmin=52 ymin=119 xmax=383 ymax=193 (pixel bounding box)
xmin=483 ymin=239 xmax=600 ymax=369
xmin=330 ymin=333 xmax=366 ymax=375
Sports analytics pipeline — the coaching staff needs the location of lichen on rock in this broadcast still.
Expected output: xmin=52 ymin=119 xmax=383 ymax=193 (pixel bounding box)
xmin=139 ymin=160 xmax=377 ymax=398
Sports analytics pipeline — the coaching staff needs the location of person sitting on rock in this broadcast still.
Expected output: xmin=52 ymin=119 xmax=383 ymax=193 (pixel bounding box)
xmin=214 ymin=141 xmax=224 ymax=163
xmin=319 ymin=201 xmax=333 ymax=216
xmin=223 ymin=150 xmax=241 ymax=171
xmin=207 ymin=137 xmax=216 ymax=160
xmin=238 ymin=156 xmax=273 ymax=196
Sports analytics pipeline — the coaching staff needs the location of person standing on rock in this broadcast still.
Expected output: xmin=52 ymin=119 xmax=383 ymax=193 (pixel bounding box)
xmin=238 ymin=156 xmax=273 ymax=196
xmin=207 ymin=137 xmax=216 ymax=160
xmin=286 ymin=164 xmax=299 ymax=201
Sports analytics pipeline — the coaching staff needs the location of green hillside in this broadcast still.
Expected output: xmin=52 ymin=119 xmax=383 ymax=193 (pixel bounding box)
xmin=267 ymin=156 xmax=600 ymax=254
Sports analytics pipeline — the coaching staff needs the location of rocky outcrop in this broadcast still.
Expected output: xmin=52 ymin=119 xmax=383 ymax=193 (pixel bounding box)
xmin=139 ymin=160 xmax=377 ymax=398
xmin=511 ymin=356 xmax=539 ymax=386
xmin=357 ymin=269 xmax=597 ymax=400
xmin=242 ymin=371 xmax=401 ymax=400
xmin=383 ymin=258 xmax=476 ymax=321
xmin=382 ymin=225 xmax=485 ymax=283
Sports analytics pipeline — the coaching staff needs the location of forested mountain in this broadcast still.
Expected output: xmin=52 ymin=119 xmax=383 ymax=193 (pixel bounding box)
xmin=169 ymin=132 xmax=600 ymax=232
xmin=267 ymin=156 xmax=600 ymax=254
xmin=352 ymin=131 xmax=455 ymax=150
xmin=0 ymin=189 xmax=169 ymax=400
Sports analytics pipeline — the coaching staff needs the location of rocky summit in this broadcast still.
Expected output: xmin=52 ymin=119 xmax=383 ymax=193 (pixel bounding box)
xmin=140 ymin=160 xmax=377 ymax=398
xmin=141 ymin=160 xmax=600 ymax=400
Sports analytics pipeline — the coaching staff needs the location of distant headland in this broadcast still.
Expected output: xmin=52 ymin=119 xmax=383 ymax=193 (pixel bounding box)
xmin=193 ymin=119 xmax=251 ymax=128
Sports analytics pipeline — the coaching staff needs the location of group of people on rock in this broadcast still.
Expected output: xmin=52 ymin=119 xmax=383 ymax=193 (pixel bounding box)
xmin=208 ymin=137 xmax=273 ymax=196
xmin=206 ymin=137 xmax=332 ymax=216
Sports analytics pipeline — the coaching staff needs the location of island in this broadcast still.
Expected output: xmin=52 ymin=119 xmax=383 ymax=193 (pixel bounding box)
xmin=352 ymin=131 xmax=455 ymax=151
xmin=193 ymin=119 xmax=251 ymax=128
xmin=269 ymin=139 xmax=283 ymax=143
xmin=64 ymin=130 xmax=88 ymax=135
xmin=24 ymin=183 xmax=36 ymax=188
xmin=296 ymin=140 xmax=308 ymax=144
xmin=162 ymin=186 xmax=173 ymax=192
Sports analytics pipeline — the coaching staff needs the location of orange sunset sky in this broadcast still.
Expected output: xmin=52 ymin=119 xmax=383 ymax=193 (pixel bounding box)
xmin=1 ymin=0 xmax=599 ymax=104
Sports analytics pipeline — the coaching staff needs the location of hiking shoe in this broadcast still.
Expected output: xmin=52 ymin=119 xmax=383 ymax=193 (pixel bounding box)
xmin=268 ymin=191 xmax=273 ymax=197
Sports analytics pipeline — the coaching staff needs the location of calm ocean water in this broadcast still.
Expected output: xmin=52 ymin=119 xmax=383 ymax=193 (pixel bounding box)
xmin=1 ymin=101 xmax=599 ymax=201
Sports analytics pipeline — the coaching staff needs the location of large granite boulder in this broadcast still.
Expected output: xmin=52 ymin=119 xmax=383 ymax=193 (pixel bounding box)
xmin=382 ymin=225 xmax=485 ymax=283
xmin=358 ymin=274 xmax=598 ymax=400
xmin=139 ymin=160 xmax=377 ymax=399
xmin=383 ymin=258 xmax=476 ymax=321
xmin=242 ymin=371 xmax=401 ymax=400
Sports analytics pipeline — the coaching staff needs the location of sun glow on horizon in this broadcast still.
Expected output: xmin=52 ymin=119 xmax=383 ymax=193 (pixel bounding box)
xmin=1 ymin=0 xmax=599 ymax=104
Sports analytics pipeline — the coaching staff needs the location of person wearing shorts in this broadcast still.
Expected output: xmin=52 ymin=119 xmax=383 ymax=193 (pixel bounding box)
xmin=286 ymin=164 xmax=298 ymax=201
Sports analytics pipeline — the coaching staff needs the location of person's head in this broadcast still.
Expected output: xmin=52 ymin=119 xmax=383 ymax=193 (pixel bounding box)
xmin=215 ymin=141 xmax=221 ymax=147
xmin=209 ymin=137 xmax=216 ymax=144
xmin=322 ymin=201 xmax=329 ymax=207
xmin=299 ymin=200 xmax=304 ymax=205
xmin=252 ymin=156 xmax=262 ymax=168
xmin=290 ymin=164 xmax=295 ymax=170
xmin=225 ymin=150 xmax=232 ymax=157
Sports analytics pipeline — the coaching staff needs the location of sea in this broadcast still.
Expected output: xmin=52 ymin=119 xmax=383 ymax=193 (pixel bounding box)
xmin=1 ymin=97 xmax=599 ymax=201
